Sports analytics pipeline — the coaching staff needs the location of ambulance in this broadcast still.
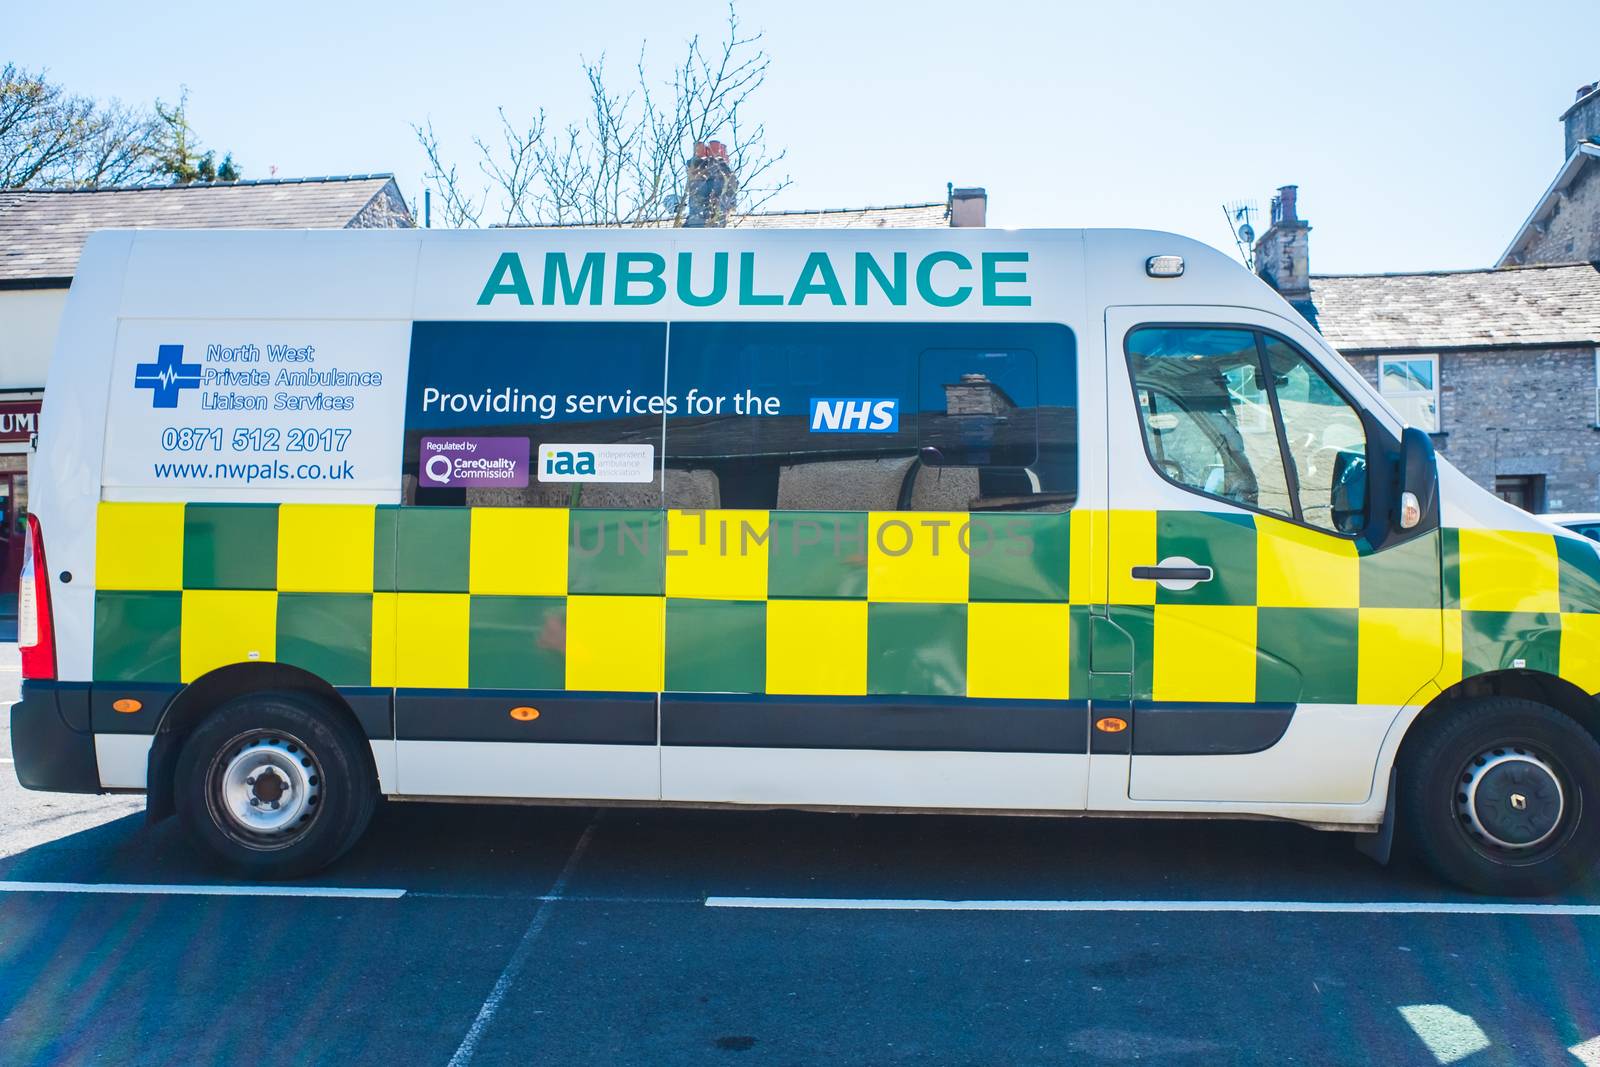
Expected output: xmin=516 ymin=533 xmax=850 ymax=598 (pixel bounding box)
xmin=13 ymin=226 xmax=1600 ymax=893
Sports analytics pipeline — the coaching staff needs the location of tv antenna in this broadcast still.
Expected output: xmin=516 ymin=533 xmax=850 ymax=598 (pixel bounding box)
xmin=1223 ymin=200 xmax=1259 ymax=271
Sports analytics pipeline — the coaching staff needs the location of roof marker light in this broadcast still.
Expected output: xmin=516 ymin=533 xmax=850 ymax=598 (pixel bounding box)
xmin=1146 ymin=255 xmax=1185 ymax=278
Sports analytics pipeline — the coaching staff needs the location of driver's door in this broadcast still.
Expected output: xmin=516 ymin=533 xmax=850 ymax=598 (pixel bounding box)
xmin=1095 ymin=305 xmax=1442 ymax=809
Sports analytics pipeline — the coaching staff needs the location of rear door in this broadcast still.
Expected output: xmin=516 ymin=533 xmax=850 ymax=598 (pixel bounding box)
xmin=1101 ymin=305 xmax=1442 ymax=806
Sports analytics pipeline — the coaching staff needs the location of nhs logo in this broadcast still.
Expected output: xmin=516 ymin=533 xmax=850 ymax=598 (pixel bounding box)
xmin=808 ymin=398 xmax=899 ymax=433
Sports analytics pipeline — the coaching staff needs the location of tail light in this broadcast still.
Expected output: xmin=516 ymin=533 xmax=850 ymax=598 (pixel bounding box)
xmin=18 ymin=513 xmax=55 ymax=680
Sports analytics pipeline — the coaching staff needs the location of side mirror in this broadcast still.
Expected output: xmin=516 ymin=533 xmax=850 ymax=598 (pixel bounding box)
xmin=1396 ymin=426 xmax=1438 ymax=531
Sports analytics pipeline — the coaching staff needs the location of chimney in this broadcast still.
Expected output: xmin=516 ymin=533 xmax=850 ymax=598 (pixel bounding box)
xmin=684 ymin=141 xmax=738 ymax=227
xmin=1562 ymin=81 xmax=1600 ymax=160
xmin=1253 ymin=184 xmax=1312 ymax=303
xmin=948 ymin=186 xmax=987 ymax=227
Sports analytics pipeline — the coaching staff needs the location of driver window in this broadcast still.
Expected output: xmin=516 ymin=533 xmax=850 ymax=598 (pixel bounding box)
xmin=1124 ymin=327 xmax=1292 ymax=518
xmin=1261 ymin=337 xmax=1368 ymax=534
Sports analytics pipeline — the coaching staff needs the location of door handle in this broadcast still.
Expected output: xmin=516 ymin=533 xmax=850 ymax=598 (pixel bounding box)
xmin=1131 ymin=565 xmax=1213 ymax=581
xmin=1131 ymin=560 xmax=1214 ymax=584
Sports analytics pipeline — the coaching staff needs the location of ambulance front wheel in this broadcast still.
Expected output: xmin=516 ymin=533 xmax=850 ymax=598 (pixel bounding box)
xmin=174 ymin=690 xmax=378 ymax=879
xmin=1401 ymin=697 xmax=1600 ymax=896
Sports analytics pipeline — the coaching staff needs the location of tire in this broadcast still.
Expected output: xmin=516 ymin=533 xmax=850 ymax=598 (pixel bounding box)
xmin=1400 ymin=697 xmax=1600 ymax=896
xmin=174 ymin=689 xmax=377 ymax=879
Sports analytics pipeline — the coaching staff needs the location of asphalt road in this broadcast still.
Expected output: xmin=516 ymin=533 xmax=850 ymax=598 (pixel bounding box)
xmin=1 ymin=646 xmax=1599 ymax=1066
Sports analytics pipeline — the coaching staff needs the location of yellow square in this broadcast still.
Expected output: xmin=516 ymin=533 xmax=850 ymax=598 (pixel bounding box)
xmin=1561 ymin=612 xmax=1600 ymax=695
xmin=867 ymin=511 xmax=968 ymax=603
xmin=96 ymin=502 xmax=184 ymax=591
xmin=1153 ymin=604 xmax=1256 ymax=702
xmin=180 ymin=589 xmax=277 ymax=682
xmin=1108 ymin=509 xmax=1157 ymax=606
xmin=371 ymin=592 xmax=397 ymax=687
xmin=766 ymin=599 xmax=867 ymax=695
xmin=1255 ymin=515 xmax=1359 ymax=608
xmin=470 ymin=507 xmax=569 ymax=596
xmin=1069 ymin=509 xmax=1102 ymax=604
xmin=566 ymin=595 xmax=664 ymax=692
xmin=277 ymin=504 xmax=375 ymax=593
xmin=1358 ymin=607 xmax=1443 ymax=706
xmin=967 ymin=602 xmax=1071 ymax=699
xmin=394 ymin=593 xmax=469 ymax=688
xmin=666 ymin=509 xmax=769 ymax=600
xmin=1458 ymin=529 xmax=1559 ymax=613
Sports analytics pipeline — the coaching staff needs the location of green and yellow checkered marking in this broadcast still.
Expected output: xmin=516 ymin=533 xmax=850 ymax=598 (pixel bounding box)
xmin=92 ymin=502 xmax=1600 ymax=708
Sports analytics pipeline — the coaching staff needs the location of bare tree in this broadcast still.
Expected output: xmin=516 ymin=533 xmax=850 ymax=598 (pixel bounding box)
xmin=414 ymin=3 xmax=790 ymax=228
xmin=0 ymin=65 xmax=238 ymax=189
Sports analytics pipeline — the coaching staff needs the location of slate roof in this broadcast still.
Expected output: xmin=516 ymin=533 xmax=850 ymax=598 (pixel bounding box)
xmin=0 ymin=175 xmax=407 ymax=283
xmin=731 ymin=202 xmax=949 ymax=228
xmin=1308 ymin=262 xmax=1600 ymax=353
xmin=503 ymin=201 xmax=952 ymax=230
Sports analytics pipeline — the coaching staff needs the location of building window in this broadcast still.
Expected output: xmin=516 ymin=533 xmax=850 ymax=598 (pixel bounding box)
xmin=1495 ymin=474 xmax=1546 ymax=513
xmin=1378 ymin=355 xmax=1439 ymax=433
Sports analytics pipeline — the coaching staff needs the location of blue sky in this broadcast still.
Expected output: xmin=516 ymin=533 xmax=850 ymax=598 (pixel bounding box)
xmin=11 ymin=0 xmax=1598 ymax=272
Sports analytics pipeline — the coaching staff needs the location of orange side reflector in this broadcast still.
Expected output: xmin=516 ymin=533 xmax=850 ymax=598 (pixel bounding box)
xmin=112 ymin=698 xmax=143 ymax=714
xmin=1094 ymin=716 xmax=1128 ymax=733
xmin=509 ymin=706 xmax=540 ymax=721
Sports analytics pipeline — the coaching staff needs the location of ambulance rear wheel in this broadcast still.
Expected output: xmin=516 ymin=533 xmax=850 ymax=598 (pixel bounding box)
xmin=175 ymin=690 xmax=377 ymax=879
xmin=1401 ymin=697 xmax=1600 ymax=896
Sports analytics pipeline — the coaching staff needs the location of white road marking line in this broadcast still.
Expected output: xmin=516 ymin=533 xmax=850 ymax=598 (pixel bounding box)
xmin=1398 ymin=1005 xmax=1491 ymax=1064
xmin=448 ymin=813 xmax=601 ymax=1067
xmin=0 ymin=880 xmax=404 ymax=899
xmin=1572 ymin=1035 xmax=1600 ymax=1066
xmin=704 ymin=897 xmax=1600 ymax=916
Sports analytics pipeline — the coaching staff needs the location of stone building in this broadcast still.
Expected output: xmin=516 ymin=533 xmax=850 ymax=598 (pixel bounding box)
xmin=1500 ymin=82 xmax=1600 ymax=267
xmin=0 ymin=174 xmax=412 ymax=598
xmin=1249 ymin=83 xmax=1600 ymax=514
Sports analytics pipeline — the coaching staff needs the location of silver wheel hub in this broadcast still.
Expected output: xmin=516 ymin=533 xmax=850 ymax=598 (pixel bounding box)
xmin=1458 ymin=748 xmax=1565 ymax=851
xmin=217 ymin=736 xmax=319 ymax=837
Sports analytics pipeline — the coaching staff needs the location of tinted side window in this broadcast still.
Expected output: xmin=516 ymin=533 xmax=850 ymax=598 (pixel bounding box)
xmin=664 ymin=323 xmax=1076 ymax=512
xmin=1125 ymin=327 xmax=1293 ymax=518
xmin=403 ymin=322 xmax=666 ymax=507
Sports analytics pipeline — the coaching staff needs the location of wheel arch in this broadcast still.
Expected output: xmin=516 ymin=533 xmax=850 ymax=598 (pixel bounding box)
xmin=145 ymin=662 xmax=374 ymax=823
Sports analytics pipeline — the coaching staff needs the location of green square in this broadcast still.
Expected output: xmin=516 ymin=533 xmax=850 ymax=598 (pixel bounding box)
xmin=1462 ymin=611 xmax=1561 ymax=677
xmin=94 ymin=591 xmax=181 ymax=682
xmin=867 ymin=602 xmax=966 ymax=696
xmin=469 ymin=596 xmax=566 ymax=689
xmin=568 ymin=510 xmax=664 ymax=595
xmin=968 ymin=512 xmax=1070 ymax=602
xmin=767 ymin=512 xmax=868 ymax=599
xmin=1070 ymin=604 xmax=1097 ymax=701
xmin=277 ymin=593 xmax=373 ymax=687
xmin=183 ymin=504 xmax=279 ymax=590
xmin=1106 ymin=604 xmax=1155 ymax=701
xmin=1360 ymin=531 xmax=1441 ymax=609
xmin=373 ymin=506 xmax=398 ymax=592
xmin=1256 ymin=607 xmax=1358 ymax=704
xmin=665 ymin=599 xmax=765 ymax=693
xmin=1557 ymin=535 xmax=1600 ymax=614
xmin=1155 ymin=511 xmax=1256 ymax=606
xmin=395 ymin=508 xmax=470 ymax=592
xmin=1442 ymin=527 xmax=1462 ymax=610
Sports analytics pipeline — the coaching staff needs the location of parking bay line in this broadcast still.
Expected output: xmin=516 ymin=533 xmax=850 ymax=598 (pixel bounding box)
xmin=705 ymin=897 xmax=1600 ymax=916
xmin=0 ymin=880 xmax=405 ymax=899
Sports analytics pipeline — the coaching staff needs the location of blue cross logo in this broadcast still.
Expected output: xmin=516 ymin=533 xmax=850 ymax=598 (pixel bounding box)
xmin=133 ymin=344 xmax=201 ymax=408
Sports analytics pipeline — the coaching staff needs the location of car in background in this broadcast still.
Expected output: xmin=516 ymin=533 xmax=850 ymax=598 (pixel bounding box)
xmin=1543 ymin=513 xmax=1600 ymax=542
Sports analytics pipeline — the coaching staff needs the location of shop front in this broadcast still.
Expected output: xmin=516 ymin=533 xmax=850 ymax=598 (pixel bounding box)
xmin=0 ymin=396 xmax=41 ymax=597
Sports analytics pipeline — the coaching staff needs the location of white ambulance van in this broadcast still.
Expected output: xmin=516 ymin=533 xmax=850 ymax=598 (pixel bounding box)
xmin=14 ymin=227 xmax=1600 ymax=893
